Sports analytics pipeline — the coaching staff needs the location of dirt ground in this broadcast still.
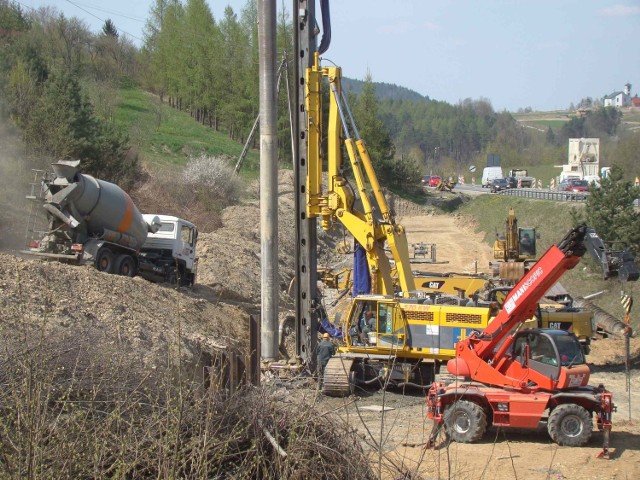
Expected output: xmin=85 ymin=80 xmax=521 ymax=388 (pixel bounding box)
xmin=400 ymin=212 xmax=494 ymax=276
xmin=318 ymin=211 xmax=640 ymax=480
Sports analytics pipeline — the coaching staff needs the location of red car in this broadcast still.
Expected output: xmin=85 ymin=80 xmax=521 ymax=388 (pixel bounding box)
xmin=561 ymin=179 xmax=589 ymax=192
xmin=428 ymin=175 xmax=442 ymax=187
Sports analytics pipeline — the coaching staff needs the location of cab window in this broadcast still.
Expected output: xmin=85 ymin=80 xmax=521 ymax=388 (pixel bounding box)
xmin=530 ymin=334 xmax=558 ymax=366
xmin=181 ymin=225 xmax=194 ymax=245
xmin=555 ymin=334 xmax=585 ymax=366
xmin=519 ymin=228 xmax=536 ymax=256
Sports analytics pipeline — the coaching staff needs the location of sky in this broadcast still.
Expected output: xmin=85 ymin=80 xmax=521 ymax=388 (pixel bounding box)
xmin=20 ymin=0 xmax=640 ymax=112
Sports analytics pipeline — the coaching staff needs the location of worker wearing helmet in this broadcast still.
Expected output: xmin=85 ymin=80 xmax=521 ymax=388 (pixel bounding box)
xmin=360 ymin=310 xmax=375 ymax=344
xmin=317 ymin=332 xmax=336 ymax=386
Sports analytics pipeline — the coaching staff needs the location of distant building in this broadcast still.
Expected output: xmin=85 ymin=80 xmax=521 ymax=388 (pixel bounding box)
xmin=559 ymin=138 xmax=600 ymax=183
xmin=632 ymin=95 xmax=640 ymax=108
xmin=603 ymin=83 xmax=632 ymax=107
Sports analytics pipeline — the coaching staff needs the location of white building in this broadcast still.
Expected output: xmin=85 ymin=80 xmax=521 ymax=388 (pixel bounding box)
xmin=559 ymin=138 xmax=600 ymax=183
xmin=603 ymin=83 xmax=632 ymax=107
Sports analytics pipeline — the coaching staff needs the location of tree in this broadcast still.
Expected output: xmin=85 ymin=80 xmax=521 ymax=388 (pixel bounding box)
xmin=585 ymin=107 xmax=621 ymax=136
xmin=352 ymin=72 xmax=400 ymax=185
xmin=581 ymin=164 xmax=640 ymax=255
xmin=19 ymin=71 xmax=134 ymax=186
xmin=102 ymin=18 xmax=118 ymax=38
xmin=546 ymin=126 xmax=556 ymax=145
xmin=560 ymin=107 xmax=621 ymax=142
xmin=610 ymin=133 xmax=640 ymax=181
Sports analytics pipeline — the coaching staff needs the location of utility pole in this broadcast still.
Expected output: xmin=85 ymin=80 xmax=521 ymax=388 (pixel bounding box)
xmin=258 ymin=0 xmax=278 ymax=361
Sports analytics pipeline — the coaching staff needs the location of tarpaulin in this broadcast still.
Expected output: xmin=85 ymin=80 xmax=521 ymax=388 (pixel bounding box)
xmin=352 ymin=239 xmax=371 ymax=296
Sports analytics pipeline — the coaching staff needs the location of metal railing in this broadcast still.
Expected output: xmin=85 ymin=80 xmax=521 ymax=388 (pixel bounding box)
xmin=498 ymin=188 xmax=588 ymax=202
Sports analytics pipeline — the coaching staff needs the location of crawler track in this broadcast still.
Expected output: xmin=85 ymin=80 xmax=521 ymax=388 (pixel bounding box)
xmin=322 ymin=357 xmax=354 ymax=397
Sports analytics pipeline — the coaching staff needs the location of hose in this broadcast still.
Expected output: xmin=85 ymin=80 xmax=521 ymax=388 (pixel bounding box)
xmin=395 ymin=382 xmax=433 ymax=390
xmin=317 ymin=0 xmax=331 ymax=54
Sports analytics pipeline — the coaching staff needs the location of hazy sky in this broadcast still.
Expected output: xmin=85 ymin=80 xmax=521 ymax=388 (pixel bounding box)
xmin=23 ymin=0 xmax=640 ymax=112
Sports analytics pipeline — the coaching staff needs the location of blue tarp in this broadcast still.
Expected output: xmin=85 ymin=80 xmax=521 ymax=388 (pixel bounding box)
xmin=352 ymin=239 xmax=371 ymax=296
xmin=318 ymin=317 xmax=344 ymax=339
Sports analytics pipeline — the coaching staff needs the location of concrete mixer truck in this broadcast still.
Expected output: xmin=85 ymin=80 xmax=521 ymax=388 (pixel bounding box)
xmin=23 ymin=160 xmax=198 ymax=286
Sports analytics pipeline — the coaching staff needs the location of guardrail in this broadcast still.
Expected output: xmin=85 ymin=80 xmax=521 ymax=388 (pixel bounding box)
xmin=498 ymin=188 xmax=588 ymax=202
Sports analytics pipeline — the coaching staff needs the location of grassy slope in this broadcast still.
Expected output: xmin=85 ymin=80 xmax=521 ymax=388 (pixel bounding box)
xmin=456 ymin=195 xmax=640 ymax=331
xmin=114 ymin=86 xmax=259 ymax=176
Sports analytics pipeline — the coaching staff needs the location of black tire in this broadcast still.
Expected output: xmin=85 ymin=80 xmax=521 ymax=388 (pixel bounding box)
xmin=95 ymin=248 xmax=115 ymax=273
xmin=443 ymin=400 xmax=487 ymax=443
xmin=166 ymin=269 xmax=178 ymax=286
xmin=114 ymin=254 xmax=137 ymax=277
xmin=547 ymin=404 xmax=592 ymax=446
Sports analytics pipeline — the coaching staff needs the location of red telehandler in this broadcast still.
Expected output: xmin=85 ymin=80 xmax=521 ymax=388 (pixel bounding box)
xmin=426 ymin=224 xmax=629 ymax=458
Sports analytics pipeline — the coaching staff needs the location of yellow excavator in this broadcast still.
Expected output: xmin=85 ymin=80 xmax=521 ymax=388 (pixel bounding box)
xmin=301 ymin=44 xmax=499 ymax=395
xmin=491 ymin=207 xmax=537 ymax=283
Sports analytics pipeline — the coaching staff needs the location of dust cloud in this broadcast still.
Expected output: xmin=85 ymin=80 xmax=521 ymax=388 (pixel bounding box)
xmin=0 ymin=119 xmax=47 ymax=252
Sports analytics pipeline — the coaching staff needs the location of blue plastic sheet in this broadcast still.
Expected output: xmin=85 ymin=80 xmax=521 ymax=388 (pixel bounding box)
xmin=352 ymin=239 xmax=371 ymax=296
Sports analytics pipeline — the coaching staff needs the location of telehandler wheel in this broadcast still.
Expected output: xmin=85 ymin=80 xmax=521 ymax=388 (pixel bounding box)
xmin=443 ymin=400 xmax=487 ymax=443
xmin=114 ymin=254 xmax=137 ymax=277
xmin=96 ymin=248 xmax=115 ymax=273
xmin=547 ymin=404 xmax=592 ymax=446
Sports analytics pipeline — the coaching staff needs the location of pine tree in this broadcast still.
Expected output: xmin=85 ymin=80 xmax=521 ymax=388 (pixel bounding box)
xmin=102 ymin=19 xmax=118 ymax=38
xmin=352 ymin=73 xmax=397 ymax=183
xmin=584 ymin=164 xmax=640 ymax=254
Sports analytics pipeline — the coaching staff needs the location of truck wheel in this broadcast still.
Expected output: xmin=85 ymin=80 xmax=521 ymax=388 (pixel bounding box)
xmin=443 ymin=400 xmax=487 ymax=443
xmin=115 ymin=254 xmax=137 ymax=277
xmin=96 ymin=248 xmax=115 ymax=273
xmin=166 ymin=268 xmax=178 ymax=286
xmin=547 ymin=404 xmax=592 ymax=446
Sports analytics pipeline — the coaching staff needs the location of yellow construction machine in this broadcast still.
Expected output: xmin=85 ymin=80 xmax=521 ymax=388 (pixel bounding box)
xmin=300 ymin=50 xmax=502 ymax=395
xmin=491 ymin=207 xmax=537 ymax=283
xmin=413 ymin=272 xmax=492 ymax=298
xmin=486 ymin=287 xmax=594 ymax=354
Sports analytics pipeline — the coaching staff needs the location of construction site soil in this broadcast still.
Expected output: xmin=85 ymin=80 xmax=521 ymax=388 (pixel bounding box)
xmin=1 ymin=160 xmax=639 ymax=478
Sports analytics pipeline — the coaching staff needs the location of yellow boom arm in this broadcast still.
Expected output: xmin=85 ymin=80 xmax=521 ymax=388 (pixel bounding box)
xmin=305 ymin=53 xmax=415 ymax=296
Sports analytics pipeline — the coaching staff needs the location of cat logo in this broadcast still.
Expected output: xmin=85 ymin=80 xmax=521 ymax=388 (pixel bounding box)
xmin=423 ymin=281 xmax=445 ymax=289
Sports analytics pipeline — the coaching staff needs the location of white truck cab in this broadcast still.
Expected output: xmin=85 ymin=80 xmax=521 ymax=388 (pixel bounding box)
xmin=140 ymin=214 xmax=199 ymax=286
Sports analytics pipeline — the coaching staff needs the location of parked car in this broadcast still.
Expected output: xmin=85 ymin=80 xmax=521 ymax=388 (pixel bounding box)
xmin=490 ymin=177 xmax=509 ymax=193
xmin=560 ymin=178 xmax=589 ymax=192
xmin=429 ymin=175 xmax=442 ymax=187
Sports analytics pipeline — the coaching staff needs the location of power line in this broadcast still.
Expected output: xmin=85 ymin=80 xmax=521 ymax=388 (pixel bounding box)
xmin=61 ymin=0 xmax=143 ymax=42
xmin=67 ymin=1 xmax=145 ymax=23
xmin=15 ymin=0 xmax=145 ymax=43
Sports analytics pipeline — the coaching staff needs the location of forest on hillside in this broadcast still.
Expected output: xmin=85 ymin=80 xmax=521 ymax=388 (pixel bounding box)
xmin=1 ymin=0 xmax=638 ymax=189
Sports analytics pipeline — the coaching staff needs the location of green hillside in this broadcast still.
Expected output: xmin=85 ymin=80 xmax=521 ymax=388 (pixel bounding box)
xmin=457 ymin=195 xmax=640 ymax=331
xmin=115 ymin=87 xmax=260 ymax=175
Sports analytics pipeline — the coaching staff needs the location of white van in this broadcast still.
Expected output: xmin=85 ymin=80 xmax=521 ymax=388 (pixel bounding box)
xmin=482 ymin=166 xmax=504 ymax=187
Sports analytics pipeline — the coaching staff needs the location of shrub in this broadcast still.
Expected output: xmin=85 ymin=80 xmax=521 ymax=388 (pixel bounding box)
xmin=182 ymin=154 xmax=242 ymax=207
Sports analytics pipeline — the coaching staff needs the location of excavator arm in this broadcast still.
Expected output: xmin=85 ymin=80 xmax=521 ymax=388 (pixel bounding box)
xmin=305 ymin=53 xmax=414 ymax=296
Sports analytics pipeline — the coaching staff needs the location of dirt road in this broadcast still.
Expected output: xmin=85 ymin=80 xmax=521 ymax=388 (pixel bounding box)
xmin=400 ymin=213 xmax=493 ymax=275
